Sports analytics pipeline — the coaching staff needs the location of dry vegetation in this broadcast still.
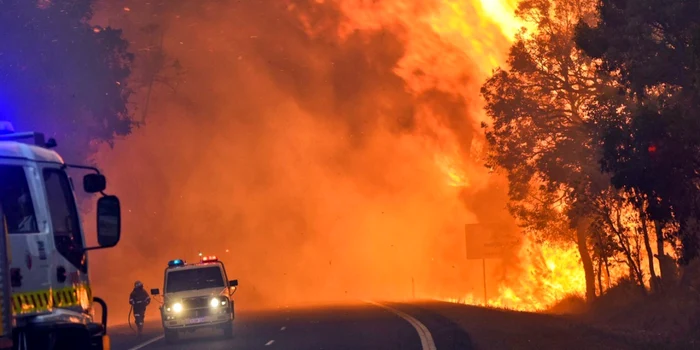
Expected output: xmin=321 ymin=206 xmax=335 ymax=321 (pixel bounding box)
xmin=546 ymin=263 xmax=700 ymax=348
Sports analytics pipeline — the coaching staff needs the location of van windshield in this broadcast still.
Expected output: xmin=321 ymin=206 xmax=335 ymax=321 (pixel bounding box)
xmin=165 ymin=266 xmax=225 ymax=293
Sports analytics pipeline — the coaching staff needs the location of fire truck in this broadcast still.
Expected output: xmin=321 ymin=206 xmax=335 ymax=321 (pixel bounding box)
xmin=0 ymin=121 xmax=122 ymax=350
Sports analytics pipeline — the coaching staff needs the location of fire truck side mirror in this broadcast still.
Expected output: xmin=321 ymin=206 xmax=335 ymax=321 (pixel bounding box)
xmin=96 ymin=195 xmax=121 ymax=248
xmin=150 ymin=288 xmax=160 ymax=295
xmin=84 ymin=173 xmax=106 ymax=193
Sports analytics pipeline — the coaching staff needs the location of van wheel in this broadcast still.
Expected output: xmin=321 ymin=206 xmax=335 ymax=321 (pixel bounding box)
xmin=222 ymin=321 xmax=233 ymax=339
xmin=164 ymin=329 xmax=178 ymax=344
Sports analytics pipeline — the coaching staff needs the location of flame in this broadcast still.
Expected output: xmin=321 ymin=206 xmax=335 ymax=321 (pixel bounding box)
xmin=335 ymin=0 xmax=528 ymax=107
xmin=442 ymin=206 xmax=676 ymax=311
xmin=332 ymin=0 xmax=590 ymax=309
xmin=330 ymin=0 xmax=531 ymax=191
xmin=442 ymin=238 xmax=586 ymax=311
xmin=443 ymin=237 xmax=625 ymax=311
xmin=332 ymin=0 xmax=661 ymax=311
xmin=435 ymin=154 xmax=469 ymax=187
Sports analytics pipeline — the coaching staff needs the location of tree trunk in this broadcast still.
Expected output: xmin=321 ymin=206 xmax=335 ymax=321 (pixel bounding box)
xmin=604 ymin=257 xmax=611 ymax=290
xmin=654 ymin=220 xmax=667 ymax=279
xmin=596 ymin=255 xmax=603 ymax=296
xmin=639 ymin=212 xmax=658 ymax=291
xmin=617 ymin=229 xmax=646 ymax=292
xmin=609 ymin=207 xmax=646 ymax=293
xmin=575 ymin=223 xmax=596 ymax=302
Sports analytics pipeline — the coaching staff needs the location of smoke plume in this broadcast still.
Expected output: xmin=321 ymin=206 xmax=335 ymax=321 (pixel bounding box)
xmin=88 ymin=0 xmax=517 ymax=322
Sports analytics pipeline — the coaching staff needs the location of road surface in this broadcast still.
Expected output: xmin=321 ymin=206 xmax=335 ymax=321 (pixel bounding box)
xmin=111 ymin=301 xmax=470 ymax=350
xmin=110 ymin=301 xmax=660 ymax=350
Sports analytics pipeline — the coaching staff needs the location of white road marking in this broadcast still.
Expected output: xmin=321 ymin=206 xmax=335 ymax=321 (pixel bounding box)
xmin=265 ymin=339 xmax=275 ymax=346
xmin=126 ymin=335 xmax=165 ymax=350
xmin=280 ymin=326 xmax=286 ymax=331
xmin=366 ymin=301 xmax=437 ymax=350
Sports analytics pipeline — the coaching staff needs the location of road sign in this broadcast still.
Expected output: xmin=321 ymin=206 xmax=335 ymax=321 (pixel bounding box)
xmin=465 ymin=222 xmax=520 ymax=260
xmin=464 ymin=222 xmax=521 ymax=306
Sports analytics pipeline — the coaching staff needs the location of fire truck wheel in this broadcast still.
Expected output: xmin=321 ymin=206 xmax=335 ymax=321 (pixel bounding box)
xmin=13 ymin=329 xmax=90 ymax=350
xmin=58 ymin=330 xmax=91 ymax=350
xmin=88 ymin=335 xmax=109 ymax=350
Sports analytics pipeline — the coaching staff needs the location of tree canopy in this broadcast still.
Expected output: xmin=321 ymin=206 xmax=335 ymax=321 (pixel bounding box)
xmin=0 ymin=0 xmax=136 ymax=164
xmin=576 ymin=0 xmax=700 ymax=264
xmin=481 ymin=0 xmax=690 ymax=298
xmin=481 ymin=0 xmax=605 ymax=300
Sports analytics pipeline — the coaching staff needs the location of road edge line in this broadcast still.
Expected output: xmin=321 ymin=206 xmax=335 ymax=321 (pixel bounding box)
xmin=365 ymin=301 xmax=437 ymax=350
xmin=126 ymin=334 xmax=165 ymax=350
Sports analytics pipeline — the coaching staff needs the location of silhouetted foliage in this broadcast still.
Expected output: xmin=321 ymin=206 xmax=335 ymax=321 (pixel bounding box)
xmin=93 ymin=0 xmax=187 ymax=125
xmin=577 ymin=0 xmax=700 ymax=264
xmin=0 ymin=0 xmax=136 ymax=163
xmin=482 ymin=0 xmax=681 ymax=296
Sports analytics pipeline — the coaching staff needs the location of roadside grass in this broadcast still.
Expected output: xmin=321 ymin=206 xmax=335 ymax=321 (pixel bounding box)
xmin=546 ymin=267 xmax=700 ymax=347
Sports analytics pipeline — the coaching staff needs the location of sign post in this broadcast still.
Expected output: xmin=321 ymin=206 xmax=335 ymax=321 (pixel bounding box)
xmin=411 ymin=277 xmax=415 ymax=299
xmin=465 ymin=223 xmax=520 ymax=307
xmin=482 ymin=258 xmax=487 ymax=306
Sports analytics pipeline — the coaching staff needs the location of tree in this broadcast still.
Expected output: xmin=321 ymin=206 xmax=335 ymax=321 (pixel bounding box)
xmin=481 ymin=0 xmax=611 ymax=301
xmin=0 ymin=0 xmax=136 ymax=164
xmin=95 ymin=0 xmax=187 ymax=125
xmin=576 ymin=0 xmax=700 ymax=266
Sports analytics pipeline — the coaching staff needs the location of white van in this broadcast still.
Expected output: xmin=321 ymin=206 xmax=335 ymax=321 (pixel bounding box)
xmin=150 ymin=256 xmax=238 ymax=343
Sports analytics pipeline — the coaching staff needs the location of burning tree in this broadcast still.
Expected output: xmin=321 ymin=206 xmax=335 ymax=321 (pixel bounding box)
xmin=576 ymin=0 xmax=700 ymax=276
xmin=480 ymin=0 xmax=632 ymax=301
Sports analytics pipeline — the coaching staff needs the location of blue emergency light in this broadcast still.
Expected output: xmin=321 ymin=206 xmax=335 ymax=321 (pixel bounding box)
xmin=0 ymin=121 xmax=55 ymax=148
xmin=168 ymin=259 xmax=185 ymax=267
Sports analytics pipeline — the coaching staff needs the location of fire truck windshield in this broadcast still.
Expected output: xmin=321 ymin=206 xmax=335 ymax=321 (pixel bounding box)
xmin=43 ymin=168 xmax=85 ymax=271
xmin=0 ymin=165 xmax=39 ymax=233
xmin=166 ymin=266 xmax=225 ymax=293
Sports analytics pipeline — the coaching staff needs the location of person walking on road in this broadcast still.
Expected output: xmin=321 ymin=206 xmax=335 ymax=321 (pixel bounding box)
xmin=129 ymin=280 xmax=151 ymax=336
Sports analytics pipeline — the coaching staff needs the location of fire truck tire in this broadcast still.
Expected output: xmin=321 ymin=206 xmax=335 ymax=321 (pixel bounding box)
xmin=88 ymin=335 xmax=109 ymax=350
xmin=57 ymin=330 xmax=91 ymax=350
xmin=13 ymin=329 xmax=87 ymax=350
xmin=164 ymin=329 xmax=178 ymax=344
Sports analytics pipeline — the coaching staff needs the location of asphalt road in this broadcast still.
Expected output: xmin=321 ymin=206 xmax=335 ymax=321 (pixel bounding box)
xmin=110 ymin=301 xmax=473 ymax=350
xmin=110 ymin=300 xmax=664 ymax=350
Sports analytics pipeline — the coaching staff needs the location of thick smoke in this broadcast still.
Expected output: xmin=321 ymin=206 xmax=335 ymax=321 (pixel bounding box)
xmin=88 ymin=0 xmax=517 ymax=322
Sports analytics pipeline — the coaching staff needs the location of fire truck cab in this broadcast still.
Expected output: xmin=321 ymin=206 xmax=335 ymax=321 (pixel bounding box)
xmin=0 ymin=121 xmax=122 ymax=349
xmin=150 ymin=256 xmax=238 ymax=344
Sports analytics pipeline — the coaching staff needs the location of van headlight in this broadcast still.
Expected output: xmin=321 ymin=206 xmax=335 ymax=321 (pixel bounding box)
xmin=209 ymin=298 xmax=219 ymax=308
xmin=168 ymin=302 xmax=183 ymax=313
xmin=210 ymin=297 xmax=228 ymax=308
